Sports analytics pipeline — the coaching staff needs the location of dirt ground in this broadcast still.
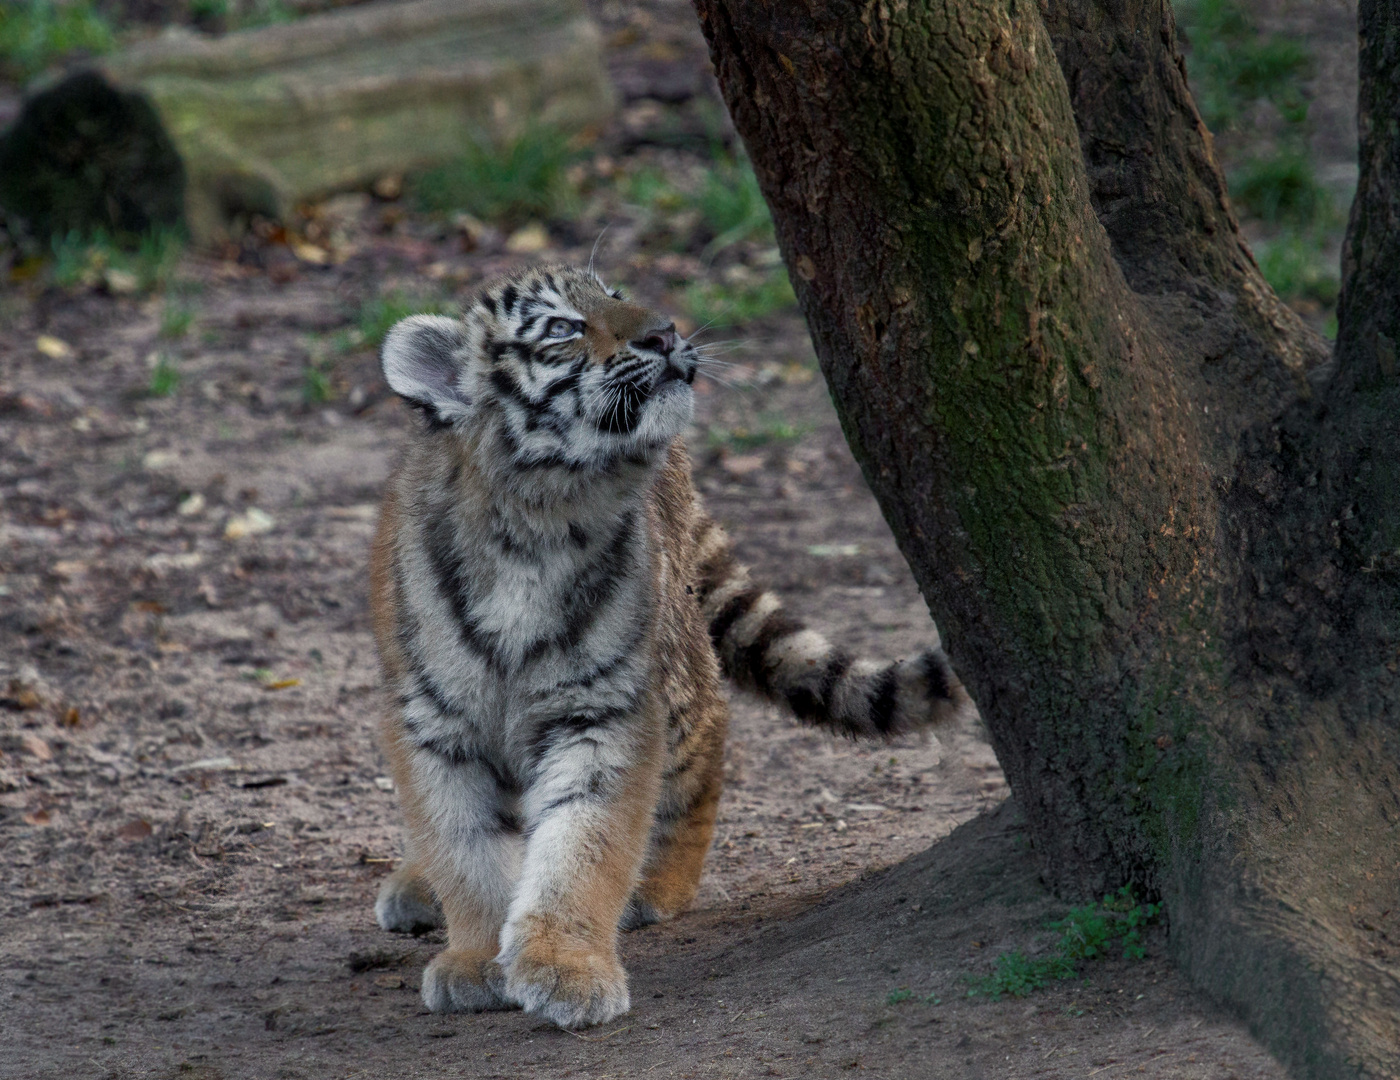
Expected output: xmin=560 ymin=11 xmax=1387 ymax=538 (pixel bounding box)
xmin=1 ymin=0 xmax=1356 ymax=1076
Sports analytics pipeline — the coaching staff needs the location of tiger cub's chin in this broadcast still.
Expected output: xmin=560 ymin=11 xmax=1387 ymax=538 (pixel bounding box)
xmin=369 ymin=263 xmax=975 ymax=1028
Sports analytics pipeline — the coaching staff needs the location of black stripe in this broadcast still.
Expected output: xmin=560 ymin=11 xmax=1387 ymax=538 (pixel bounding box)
xmin=568 ymin=522 xmax=588 ymax=548
xmin=869 ymin=665 xmax=901 ymax=735
xmin=408 ymin=734 xmax=520 ymax=795
xmin=501 ymin=284 xmax=518 ymax=313
xmin=423 ymin=512 xmax=509 ymax=673
xmin=784 ymin=650 xmax=854 ymax=724
xmin=921 ymin=650 xmax=954 ymax=701
xmin=708 ymin=587 xmax=764 ymax=651
xmin=479 ymin=291 xmax=498 ymax=317
xmin=520 ymin=510 xmax=637 ymax=661
xmin=734 ymin=612 xmax=803 ymax=695
xmin=529 ymin=703 xmax=633 ymax=766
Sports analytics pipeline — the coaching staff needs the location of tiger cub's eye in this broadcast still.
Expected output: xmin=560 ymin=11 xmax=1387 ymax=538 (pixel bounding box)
xmin=544 ymin=318 xmax=581 ymax=339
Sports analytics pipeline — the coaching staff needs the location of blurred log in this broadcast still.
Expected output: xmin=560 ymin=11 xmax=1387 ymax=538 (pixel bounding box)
xmin=0 ymin=0 xmax=614 ymax=243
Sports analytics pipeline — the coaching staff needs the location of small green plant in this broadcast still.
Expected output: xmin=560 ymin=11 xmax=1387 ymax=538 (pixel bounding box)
xmin=49 ymin=228 xmax=183 ymax=294
xmin=302 ymin=364 xmax=333 ymax=406
xmin=966 ymin=887 xmax=1161 ymax=1002
xmin=697 ymin=155 xmax=774 ymax=255
xmin=0 ymin=0 xmax=115 ymax=82
xmin=885 ymin=988 xmax=915 ymax=1006
xmin=683 ymin=270 xmax=795 ymax=326
xmin=1230 ymin=153 xmax=1332 ymax=227
xmin=966 ymin=949 xmax=1076 ymax=1001
xmin=1253 ymin=231 xmax=1340 ymax=307
xmin=352 ymin=293 xmax=454 ymax=349
xmin=414 ymin=126 xmax=580 ymax=228
xmin=160 ymin=303 xmax=194 ymax=339
xmin=707 ymin=414 xmax=809 ymax=452
xmin=1176 ymin=0 xmax=1312 ymax=132
xmin=148 ymin=355 xmax=180 ymax=397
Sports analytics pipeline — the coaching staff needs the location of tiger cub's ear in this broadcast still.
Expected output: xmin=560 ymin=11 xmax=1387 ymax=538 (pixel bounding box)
xmin=381 ymin=315 xmax=472 ymax=425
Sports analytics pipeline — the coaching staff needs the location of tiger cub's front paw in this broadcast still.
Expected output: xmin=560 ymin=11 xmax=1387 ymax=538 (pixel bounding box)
xmin=420 ymin=949 xmax=513 ymax=1013
xmin=498 ymin=917 xmax=630 ymax=1029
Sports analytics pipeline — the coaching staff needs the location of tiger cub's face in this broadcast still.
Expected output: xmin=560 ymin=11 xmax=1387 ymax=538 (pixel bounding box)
xmin=380 ymin=265 xmax=697 ymax=472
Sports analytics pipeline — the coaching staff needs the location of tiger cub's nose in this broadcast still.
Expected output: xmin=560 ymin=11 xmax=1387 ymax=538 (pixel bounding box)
xmin=632 ymin=325 xmax=678 ymax=357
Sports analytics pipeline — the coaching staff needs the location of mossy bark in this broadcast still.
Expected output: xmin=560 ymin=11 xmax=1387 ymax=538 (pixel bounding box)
xmin=694 ymin=0 xmax=1400 ymax=1076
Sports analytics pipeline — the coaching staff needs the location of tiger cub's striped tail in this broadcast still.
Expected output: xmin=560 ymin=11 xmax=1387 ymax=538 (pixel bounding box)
xmin=693 ymin=515 xmax=975 ymax=738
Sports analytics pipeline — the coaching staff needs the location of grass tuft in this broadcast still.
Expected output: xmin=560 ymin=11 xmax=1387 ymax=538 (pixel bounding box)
xmin=683 ymin=270 xmax=795 ymax=327
xmin=964 ymin=887 xmax=1161 ymax=1002
xmin=0 ymin=0 xmax=115 ymax=83
xmin=414 ymin=127 xmax=580 ymax=228
xmin=1229 ymin=153 xmax=1332 ymax=227
xmin=1253 ymin=231 xmax=1340 ymax=307
xmin=50 ymin=228 xmax=183 ymax=294
xmin=148 ymin=355 xmax=180 ymax=398
xmin=1176 ymin=0 xmax=1312 ymax=131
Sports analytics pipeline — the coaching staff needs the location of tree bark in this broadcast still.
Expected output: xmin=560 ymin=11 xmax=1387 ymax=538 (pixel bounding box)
xmin=693 ymin=0 xmax=1400 ymax=1076
xmin=0 ymin=0 xmax=613 ymax=243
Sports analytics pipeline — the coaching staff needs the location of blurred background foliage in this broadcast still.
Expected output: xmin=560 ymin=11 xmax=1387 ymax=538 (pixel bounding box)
xmin=0 ymin=0 xmax=1354 ymax=338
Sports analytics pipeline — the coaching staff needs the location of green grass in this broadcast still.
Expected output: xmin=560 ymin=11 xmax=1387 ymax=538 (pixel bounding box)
xmin=148 ymin=355 xmax=180 ymax=398
xmin=0 ymin=0 xmax=115 ymax=83
xmin=683 ymin=270 xmax=795 ymax=326
xmin=620 ymin=154 xmax=775 ymax=257
xmin=1253 ymin=231 xmax=1340 ymax=307
xmin=706 ymin=413 xmax=809 ymax=452
xmin=302 ymin=365 xmax=333 ymax=406
xmin=696 ymin=155 xmax=774 ymax=255
xmin=964 ymin=887 xmax=1161 ymax=1002
xmin=1229 ymin=152 xmax=1332 ymax=227
xmin=414 ymin=126 xmax=580 ymax=228
xmin=50 ymin=228 xmax=183 ymax=294
xmin=1176 ymin=0 xmax=1312 ymax=132
xmin=160 ymin=304 xmax=194 ymax=339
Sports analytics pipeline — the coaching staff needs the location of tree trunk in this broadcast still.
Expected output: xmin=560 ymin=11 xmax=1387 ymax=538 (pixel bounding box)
xmin=693 ymin=0 xmax=1400 ymax=1076
xmin=0 ymin=0 xmax=613 ymax=243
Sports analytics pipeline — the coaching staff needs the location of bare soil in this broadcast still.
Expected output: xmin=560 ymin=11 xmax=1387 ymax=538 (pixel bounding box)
xmin=0 ymin=0 xmax=1331 ymax=1076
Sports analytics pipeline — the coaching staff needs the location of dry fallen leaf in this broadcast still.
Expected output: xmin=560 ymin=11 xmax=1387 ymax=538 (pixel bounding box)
xmin=373 ymin=974 xmax=404 ymax=989
xmin=117 ymin=818 xmax=153 ymax=840
xmin=505 ymin=222 xmax=550 ymax=254
xmin=262 ymin=678 xmax=301 ymax=691
xmin=225 ymin=508 xmax=276 ymax=540
xmin=20 ymin=733 xmax=53 ymax=761
xmin=22 ymin=809 xmax=51 ymax=826
xmin=35 ymin=335 xmax=75 ymax=360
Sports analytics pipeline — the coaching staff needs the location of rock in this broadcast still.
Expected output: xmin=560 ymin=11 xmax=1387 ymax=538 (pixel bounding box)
xmin=0 ymin=0 xmax=615 ymax=243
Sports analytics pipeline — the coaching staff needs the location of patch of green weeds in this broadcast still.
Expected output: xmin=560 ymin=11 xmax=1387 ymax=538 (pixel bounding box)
xmin=965 ymin=887 xmax=1161 ymax=1002
xmin=349 ymin=294 xmax=454 ymax=350
xmin=1229 ymin=152 xmax=1331 ymax=227
xmin=1252 ymin=230 xmax=1340 ymax=308
xmin=0 ymin=0 xmax=115 ymax=83
xmin=148 ymin=354 xmax=180 ymax=398
xmin=696 ymin=154 xmax=773 ymax=255
xmin=683 ymin=270 xmax=795 ymax=327
xmin=160 ymin=304 xmax=194 ymax=339
xmin=302 ymin=364 xmax=333 ymax=406
xmin=187 ymin=0 xmax=295 ymax=31
xmin=50 ymin=228 xmax=183 ymax=294
xmin=707 ymin=413 xmax=809 ymax=452
xmin=414 ymin=126 xmax=580 ymax=228
xmin=885 ymin=988 xmax=915 ymax=1006
xmin=1175 ymin=0 xmax=1311 ymax=132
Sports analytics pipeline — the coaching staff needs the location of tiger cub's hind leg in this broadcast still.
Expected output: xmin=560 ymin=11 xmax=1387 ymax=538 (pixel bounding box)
xmin=623 ymin=719 xmax=726 ymax=930
xmin=375 ymin=858 xmax=444 ymax=935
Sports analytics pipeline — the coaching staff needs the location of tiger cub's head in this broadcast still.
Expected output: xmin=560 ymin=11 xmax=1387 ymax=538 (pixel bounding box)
xmin=380 ymin=264 xmax=697 ymax=472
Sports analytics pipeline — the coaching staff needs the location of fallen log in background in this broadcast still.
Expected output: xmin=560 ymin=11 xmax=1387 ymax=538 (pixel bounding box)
xmin=0 ymin=0 xmax=614 ymax=244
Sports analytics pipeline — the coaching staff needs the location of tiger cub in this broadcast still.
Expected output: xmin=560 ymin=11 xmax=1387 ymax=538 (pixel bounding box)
xmin=369 ymin=263 xmax=972 ymax=1028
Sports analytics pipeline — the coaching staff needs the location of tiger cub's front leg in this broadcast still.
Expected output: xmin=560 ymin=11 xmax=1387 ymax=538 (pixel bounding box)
xmin=386 ymin=736 xmax=525 ymax=1014
xmin=497 ymin=718 xmax=664 ymax=1029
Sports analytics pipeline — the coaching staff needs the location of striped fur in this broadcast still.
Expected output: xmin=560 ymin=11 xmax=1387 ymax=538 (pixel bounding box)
xmin=369 ymin=264 xmax=973 ymax=1029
